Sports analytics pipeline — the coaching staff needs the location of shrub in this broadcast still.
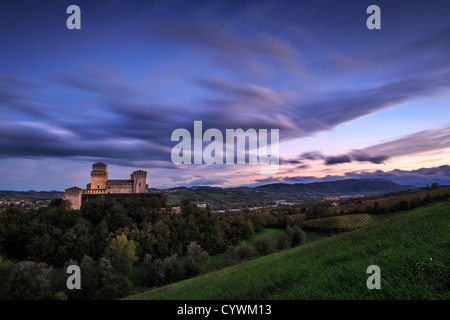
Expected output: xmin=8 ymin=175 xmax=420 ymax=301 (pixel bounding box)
xmin=276 ymin=233 xmax=292 ymax=251
xmin=95 ymin=275 xmax=133 ymax=299
xmin=7 ymin=261 xmax=54 ymax=300
xmin=253 ymin=236 xmax=275 ymax=256
xmin=184 ymin=242 xmax=210 ymax=277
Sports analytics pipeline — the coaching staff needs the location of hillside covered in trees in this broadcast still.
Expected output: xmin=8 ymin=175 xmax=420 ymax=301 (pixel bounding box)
xmin=0 ymin=196 xmax=299 ymax=299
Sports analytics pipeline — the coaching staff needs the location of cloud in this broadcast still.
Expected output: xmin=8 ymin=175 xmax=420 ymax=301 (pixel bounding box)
xmin=279 ymin=165 xmax=450 ymax=187
xmin=253 ymin=176 xmax=284 ymax=184
xmin=145 ymin=15 xmax=303 ymax=76
xmin=350 ymin=152 xmax=389 ymax=165
xmin=184 ymin=177 xmax=229 ymax=187
xmin=324 ymin=155 xmax=352 ymax=165
xmin=359 ymin=125 xmax=450 ymax=158
xmin=279 ymin=158 xmax=304 ymax=165
xmin=1 ymin=0 xmax=449 ymax=177
xmin=297 ymin=125 xmax=450 ymax=166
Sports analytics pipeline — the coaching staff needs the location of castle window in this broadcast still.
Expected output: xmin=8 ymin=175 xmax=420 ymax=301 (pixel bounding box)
xmin=97 ymin=185 xmax=99 ymax=189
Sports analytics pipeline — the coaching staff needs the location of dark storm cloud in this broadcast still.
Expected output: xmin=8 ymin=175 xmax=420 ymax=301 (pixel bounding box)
xmin=322 ymin=152 xmax=387 ymax=165
xmin=350 ymin=152 xmax=389 ymax=165
xmin=324 ymin=155 xmax=352 ymax=165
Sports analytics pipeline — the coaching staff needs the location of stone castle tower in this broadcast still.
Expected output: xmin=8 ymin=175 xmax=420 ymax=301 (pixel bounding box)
xmin=64 ymin=162 xmax=149 ymax=210
xmin=89 ymin=162 xmax=109 ymax=190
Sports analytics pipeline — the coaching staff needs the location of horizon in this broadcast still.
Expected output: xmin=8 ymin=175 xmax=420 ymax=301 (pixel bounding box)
xmin=2 ymin=171 xmax=447 ymax=193
xmin=1 ymin=0 xmax=449 ymax=191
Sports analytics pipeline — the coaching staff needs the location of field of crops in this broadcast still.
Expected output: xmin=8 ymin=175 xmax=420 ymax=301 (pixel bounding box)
xmin=302 ymin=214 xmax=371 ymax=233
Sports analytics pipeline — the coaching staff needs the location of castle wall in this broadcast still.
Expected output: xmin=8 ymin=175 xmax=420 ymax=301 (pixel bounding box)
xmin=64 ymin=163 xmax=151 ymax=210
xmin=133 ymin=176 xmax=148 ymax=193
xmin=107 ymin=182 xmax=134 ymax=194
xmin=131 ymin=171 xmax=148 ymax=193
xmin=90 ymin=171 xmax=108 ymax=189
xmin=64 ymin=190 xmax=82 ymax=210
xmin=82 ymin=192 xmax=166 ymax=207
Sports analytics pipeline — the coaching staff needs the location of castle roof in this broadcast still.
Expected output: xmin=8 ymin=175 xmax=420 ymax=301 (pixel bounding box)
xmin=133 ymin=170 xmax=147 ymax=173
xmin=107 ymin=179 xmax=133 ymax=184
xmin=93 ymin=162 xmax=107 ymax=166
xmin=65 ymin=186 xmax=83 ymax=191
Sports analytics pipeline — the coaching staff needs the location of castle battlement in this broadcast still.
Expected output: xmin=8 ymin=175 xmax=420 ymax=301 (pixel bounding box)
xmin=64 ymin=163 xmax=149 ymax=210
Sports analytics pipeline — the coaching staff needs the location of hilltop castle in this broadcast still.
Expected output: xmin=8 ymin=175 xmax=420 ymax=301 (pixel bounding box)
xmin=64 ymin=162 xmax=149 ymax=210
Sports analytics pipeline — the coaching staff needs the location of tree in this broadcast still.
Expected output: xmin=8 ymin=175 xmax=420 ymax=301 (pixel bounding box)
xmin=222 ymin=244 xmax=258 ymax=267
xmin=0 ymin=256 xmax=13 ymax=298
xmin=138 ymin=254 xmax=165 ymax=287
xmin=276 ymin=233 xmax=291 ymax=251
xmin=184 ymin=242 xmax=210 ymax=277
xmin=285 ymin=226 xmax=295 ymax=242
xmin=98 ymin=257 xmax=113 ymax=286
xmin=7 ymin=261 xmax=53 ymax=300
xmin=253 ymin=236 xmax=275 ymax=256
xmin=26 ymin=233 xmax=55 ymax=263
xmin=372 ymin=201 xmax=382 ymax=215
xmin=162 ymin=254 xmax=184 ymax=284
xmin=291 ymin=225 xmax=306 ymax=247
xmin=235 ymin=244 xmax=258 ymax=260
xmin=79 ymin=255 xmax=98 ymax=299
xmin=105 ymin=234 xmax=137 ymax=277
xmin=95 ymin=275 xmax=133 ymax=300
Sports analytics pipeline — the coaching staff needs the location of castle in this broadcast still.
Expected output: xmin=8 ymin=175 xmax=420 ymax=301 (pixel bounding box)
xmin=64 ymin=162 xmax=149 ymax=210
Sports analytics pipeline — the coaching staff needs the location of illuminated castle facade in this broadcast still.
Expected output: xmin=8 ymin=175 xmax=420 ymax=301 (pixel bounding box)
xmin=64 ymin=162 xmax=148 ymax=210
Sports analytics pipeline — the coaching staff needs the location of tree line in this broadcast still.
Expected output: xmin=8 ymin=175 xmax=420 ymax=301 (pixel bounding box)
xmin=0 ymin=197 xmax=303 ymax=299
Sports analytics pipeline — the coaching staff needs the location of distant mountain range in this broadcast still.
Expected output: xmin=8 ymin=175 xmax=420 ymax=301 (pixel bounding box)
xmin=254 ymin=178 xmax=415 ymax=196
xmin=0 ymin=190 xmax=64 ymax=201
xmin=0 ymin=178 xmax=420 ymax=204
xmin=150 ymin=178 xmax=416 ymax=204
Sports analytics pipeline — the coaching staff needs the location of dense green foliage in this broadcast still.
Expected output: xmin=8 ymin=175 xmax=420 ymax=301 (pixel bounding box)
xmin=0 ymin=198 xmax=285 ymax=265
xmin=0 ymin=197 xmax=295 ymax=299
xmin=127 ymin=201 xmax=450 ymax=300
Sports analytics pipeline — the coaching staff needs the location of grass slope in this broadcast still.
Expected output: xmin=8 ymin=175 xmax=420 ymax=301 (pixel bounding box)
xmin=127 ymin=201 xmax=449 ymax=300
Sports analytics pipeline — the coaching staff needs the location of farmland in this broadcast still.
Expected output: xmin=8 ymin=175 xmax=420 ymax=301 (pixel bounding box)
xmin=302 ymin=214 xmax=371 ymax=233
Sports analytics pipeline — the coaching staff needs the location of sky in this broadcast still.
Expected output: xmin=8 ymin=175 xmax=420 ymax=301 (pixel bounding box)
xmin=0 ymin=0 xmax=449 ymax=191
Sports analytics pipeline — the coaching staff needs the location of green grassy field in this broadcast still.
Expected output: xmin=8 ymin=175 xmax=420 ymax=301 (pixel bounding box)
xmin=244 ymin=228 xmax=285 ymax=246
xmin=127 ymin=201 xmax=449 ymax=300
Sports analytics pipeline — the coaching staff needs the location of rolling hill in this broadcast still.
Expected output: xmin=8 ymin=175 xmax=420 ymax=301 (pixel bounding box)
xmin=153 ymin=178 xmax=415 ymax=206
xmin=126 ymin=201 xmax=449 ymax=300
